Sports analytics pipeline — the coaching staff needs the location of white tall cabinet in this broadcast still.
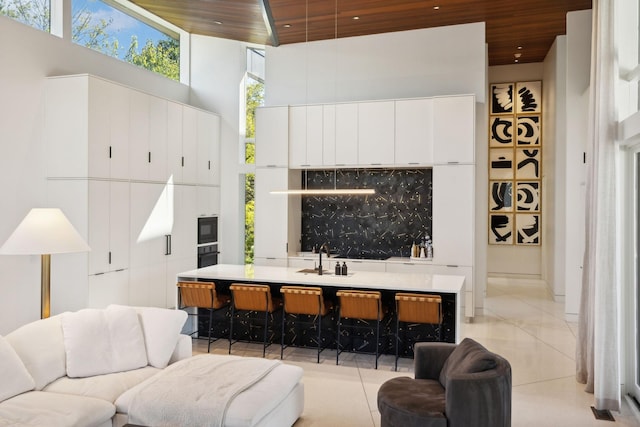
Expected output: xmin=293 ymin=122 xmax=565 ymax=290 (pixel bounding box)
xmin=44 ymin=74 xmax=220 ymax=310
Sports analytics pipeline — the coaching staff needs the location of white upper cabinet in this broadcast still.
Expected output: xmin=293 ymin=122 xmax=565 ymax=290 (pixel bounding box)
xmin=288 ymin=106 xmax=307 ymax=167
xmin=197 ymin=110 xmax=220 ymax=185
xmin=358 ymin=101 xmax=395 ymax=166
xmin=167 ymin=102 xmax=184 ymax=182
xmin=289 ymin=105 xmax=323 ymax=168
xmin=181 ymin=106 xmax=199 ymax=183
xmin=148 ymin=96 xmax=169 ymax=182
xmin=334 ymin=103 xmax=359 ymax=166
xmin=256 ymin=106 xmax=289 ymax=167
xmin=129 ymin=91 xmax=151 ymax=181
xmin=45 ymin=75 xmax=130 ymax=180
xmin=395 ymin=98 xmax=434 ymax=165
xmin=432 ymin=95 xmax=475 ymax=164
xmin=322 ymin=105 xmax=336 ymax=165
xmin=108 ymin=83 xmax=131 ymax=180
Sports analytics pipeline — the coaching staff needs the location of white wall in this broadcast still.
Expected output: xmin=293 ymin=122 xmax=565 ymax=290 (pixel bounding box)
xmin=265 ymin=23 xmax=486 ymax=106
xmin=564 ymin=10 xmax=592 ymax=318
xmin=0 ymin=16 xmax=189 ymax=334
xmin=189 ymin=35 xmax=249 ymax=265
xmin=487 ymin=63 xmax=545 ymax=277
xmin=543 ymin=36 xmax=568 ymax=299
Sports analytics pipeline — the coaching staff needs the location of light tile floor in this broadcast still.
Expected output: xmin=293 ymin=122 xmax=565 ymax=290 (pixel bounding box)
xmin=194 ymin=277 xmax=640 ymax=426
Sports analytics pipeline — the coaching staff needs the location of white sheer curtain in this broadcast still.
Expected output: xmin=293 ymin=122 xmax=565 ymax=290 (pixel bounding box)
xmin=576 ymin=0 xmax=620 ymax=412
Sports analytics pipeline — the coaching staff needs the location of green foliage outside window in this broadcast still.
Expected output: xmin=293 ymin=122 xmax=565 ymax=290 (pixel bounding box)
xmin=244 ymin=79 xmax=263 ymax=264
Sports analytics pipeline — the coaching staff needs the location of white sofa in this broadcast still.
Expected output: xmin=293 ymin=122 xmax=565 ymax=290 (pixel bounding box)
xmin=0 ymin=305 xmax=304 ymax=427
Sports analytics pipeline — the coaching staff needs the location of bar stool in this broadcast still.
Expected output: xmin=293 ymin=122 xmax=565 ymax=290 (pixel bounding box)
xmin=394 ymin=293 xmax=443 ymax=371
xmin=229 ymin=283 xmax=282 ymax=357
xmin=336 ymin=290 xmax=385 ymax=369
xmin=176 ymin=281 xmax=230 ymax=352
xmin=280 ymin=286 xmax=333 ymax=363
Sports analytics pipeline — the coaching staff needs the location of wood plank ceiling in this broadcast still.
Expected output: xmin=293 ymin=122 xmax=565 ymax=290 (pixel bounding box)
xmin=128 ymin=0 xmax=592 ymax=66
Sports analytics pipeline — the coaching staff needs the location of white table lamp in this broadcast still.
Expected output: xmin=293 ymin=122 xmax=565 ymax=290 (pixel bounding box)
xmin=0 ymin=208 xmax=90 ymax=318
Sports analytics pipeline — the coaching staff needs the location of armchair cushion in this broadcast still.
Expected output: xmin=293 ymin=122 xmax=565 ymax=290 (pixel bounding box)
xmin=377 ymin=377 xmax=446 ymax=427
xmin=438 ymin=338 xmax=497 ymax=387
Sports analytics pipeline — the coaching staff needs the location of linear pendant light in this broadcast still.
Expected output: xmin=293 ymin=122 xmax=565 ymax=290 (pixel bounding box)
xmin=270 ymin=188 xmax=375 ymax=195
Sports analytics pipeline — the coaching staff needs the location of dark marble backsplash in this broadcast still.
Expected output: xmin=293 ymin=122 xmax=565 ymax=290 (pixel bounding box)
xmin=301 ymin=169 xmax=432 ymax=258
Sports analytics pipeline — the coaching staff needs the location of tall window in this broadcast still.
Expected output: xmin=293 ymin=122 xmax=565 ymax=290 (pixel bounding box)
xmin=72 ymin=0 xmax=179 ymax=80
xmin=244 ymin=48 xmax=264 ymax=264
xmin=1 ymin=0 xmax=51 ymax=32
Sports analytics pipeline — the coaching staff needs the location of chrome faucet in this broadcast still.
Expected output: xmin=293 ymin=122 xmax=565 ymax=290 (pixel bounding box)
xmin=317 ymin=242 xmax=331 ymax=275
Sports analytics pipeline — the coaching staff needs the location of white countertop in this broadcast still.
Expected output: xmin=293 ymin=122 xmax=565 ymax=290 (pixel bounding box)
xmin=177 ymin=264 xmax=464 ymax=294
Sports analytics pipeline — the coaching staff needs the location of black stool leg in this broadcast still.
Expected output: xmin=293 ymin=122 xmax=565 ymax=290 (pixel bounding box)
xmin=336 ymin=316 xmax=341 ymax=365
xmin=228 ymin=304 xmax=235 ymax=354
xmin=395 ymin=316 xmax=400 ymax=371
xmin=281 ymin=311 xmax=286 ymax=359
xmin=263 ymin=309 xmax=268 ymax=357
xmin=207 ymin=307 xmax=214 ymax=353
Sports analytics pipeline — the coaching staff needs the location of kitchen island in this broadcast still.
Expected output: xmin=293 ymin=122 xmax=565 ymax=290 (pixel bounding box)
xmin=177 ymin=264 xmax=465 ymax=355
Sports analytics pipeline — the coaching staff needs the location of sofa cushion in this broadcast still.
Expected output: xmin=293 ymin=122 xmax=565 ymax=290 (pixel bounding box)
xmin=109 ymin=304 xmax=188 ymax=368
xmin=439 ymin=338 xmax=497 ymax=387
xmin=5 ymin=315 xmax=66 ymax=390
xmin=377 ymin=376 xmax=447 ymax=427
xmin=0 ymin=390 xmax=114 ymax=426
xmin=44 ymin=365 xmax=160 ymax=403
xmin=62 ymin=306 xmax=148 ymax=378
xmin=0 ymin=336 xmax=35 ymax=402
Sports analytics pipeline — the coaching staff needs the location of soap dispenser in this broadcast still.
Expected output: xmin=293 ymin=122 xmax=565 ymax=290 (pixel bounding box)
xmin=335 ymin=262 xmax=341 ymax=275
xmin=341 ymin=262 xmax=348 ymax=276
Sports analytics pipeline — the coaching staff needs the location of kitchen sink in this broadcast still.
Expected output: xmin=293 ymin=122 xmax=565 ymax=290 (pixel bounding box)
xmin=297 ymin=268 xmax=328 ymax=274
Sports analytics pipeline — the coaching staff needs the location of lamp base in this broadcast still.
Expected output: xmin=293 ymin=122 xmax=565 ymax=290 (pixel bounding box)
xmin=41 ymin=254 xmax=50 ymax=319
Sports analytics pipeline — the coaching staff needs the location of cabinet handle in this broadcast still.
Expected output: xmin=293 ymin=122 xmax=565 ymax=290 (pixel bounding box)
xmin=446 ymin=264 xmax=459 ymax=268
xmin=182 ymin=156 xmax=185 ymax=167
xmin=370 ymin=163 xmax=382 ymax=166
xmin=115 ymin=268 xmax=125 ymax=272
xmin=208 ymin=160 xmax=211 ymax=170
xmin=447 ymin=161 xmax=460 ymax=164
xmin=109 ymin=146 xmax=112 ymax=159
xmin=408 ymin=162 xmax=420 ymax=165
xmin=148 ymin=152 xmax=151 ymax=163
xmin=108 ymin=251 xmax=111 ymax=264
xmin=165 ymin=235 xmax=172 ymax=255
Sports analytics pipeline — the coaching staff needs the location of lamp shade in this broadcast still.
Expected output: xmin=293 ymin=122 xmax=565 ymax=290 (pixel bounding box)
xmin=0 ymin=208 xmax=90 ymax=255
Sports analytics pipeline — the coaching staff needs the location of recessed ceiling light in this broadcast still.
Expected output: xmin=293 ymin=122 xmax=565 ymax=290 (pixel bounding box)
xmin=434 ymin=6 xmax=440 ymax=10
xmin=514 ymin=59 xmax=519 ymax=63
xmin=517 ymin=46 xmax=523 ymax=50
xmin=214 ymin=20 xmax=222 ymax=25
xmin=353 ymin=16 xmax=360 ymax=20
xmin=283 ymin=24 xmax=291 ymax=28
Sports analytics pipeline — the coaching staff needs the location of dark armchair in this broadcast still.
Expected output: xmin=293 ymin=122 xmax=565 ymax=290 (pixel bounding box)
xmin=377 ymin=338 xmax=512 ymax=427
